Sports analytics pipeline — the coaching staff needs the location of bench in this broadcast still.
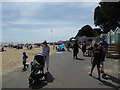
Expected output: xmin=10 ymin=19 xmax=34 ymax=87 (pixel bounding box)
xmin=107 ymin=44 xmax=120 ymax=54
xmin=107 ymin=44 xmax=120 ymax=58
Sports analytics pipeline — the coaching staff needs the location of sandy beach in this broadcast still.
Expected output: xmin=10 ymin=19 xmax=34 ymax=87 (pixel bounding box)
xmin=1 ymin=46 xmax=56 ymax=75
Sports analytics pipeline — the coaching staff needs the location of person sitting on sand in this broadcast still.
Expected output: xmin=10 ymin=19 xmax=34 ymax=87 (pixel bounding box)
xmin=0 ymin=47 xmax=6 ymax=52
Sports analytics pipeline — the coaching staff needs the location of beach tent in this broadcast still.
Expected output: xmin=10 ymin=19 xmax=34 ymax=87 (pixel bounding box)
xmin=58 ymin=44 xmax=65 ymax=51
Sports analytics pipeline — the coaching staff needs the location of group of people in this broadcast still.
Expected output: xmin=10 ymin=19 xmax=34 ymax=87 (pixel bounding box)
xmin=89 ymin=38 xmax=108 ymax=80
xmin=72 ymin=38 xmax=108 ymax=80
xmin=22 ymin=38 xmax=108 ymax=80
xmin=26 ymin=44 xmax=33 ymax=50
xmin=22 ymin=41 xmax=50 ymax=72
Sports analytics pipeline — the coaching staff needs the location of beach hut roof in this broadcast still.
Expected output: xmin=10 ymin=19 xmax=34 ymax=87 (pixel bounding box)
xmin=114 ymin=27 xmax=120 ymax=33
xmin=108 ymin=30 xmax=114 ymax=35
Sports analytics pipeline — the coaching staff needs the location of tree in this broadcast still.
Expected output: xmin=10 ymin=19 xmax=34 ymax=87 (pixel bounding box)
xmin=75 ymin=25 xmax=93 ymax=37
xmin=92 ymin=28 xmax=101 ymax=37
xmin=94 ymin=2 xmax=120 ymax=33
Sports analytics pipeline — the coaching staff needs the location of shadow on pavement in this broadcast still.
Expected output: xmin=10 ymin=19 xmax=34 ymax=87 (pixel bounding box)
xmin=46 ymin=72 xmax=55 ymax=83
xmin=102 ymin=74 xmax=120 ymax=85
xmin=99 ymin=80 xmax=120 ymax=89
xmin=76 ymin=58 xmax=84 ymax=60
xmin=90 ymin=74 xmax=120 ymax=89
xmin=30 ymin=72 xmax=54 ymax=89
xmin=31 ymin=80 xmax=47 ymax=89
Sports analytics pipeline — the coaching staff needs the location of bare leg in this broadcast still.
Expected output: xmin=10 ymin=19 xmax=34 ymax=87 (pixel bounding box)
xmin=97 ymin=67 xmax=101 ymax=78
xmin=90 ymin=66 xmax=95 ymax=75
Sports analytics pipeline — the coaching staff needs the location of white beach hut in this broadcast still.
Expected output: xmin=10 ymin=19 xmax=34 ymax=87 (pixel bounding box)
xmin=113 ymin=27 xmax=120 ymax=44
xmin=106 ymin=30 xmax=114 ymax=44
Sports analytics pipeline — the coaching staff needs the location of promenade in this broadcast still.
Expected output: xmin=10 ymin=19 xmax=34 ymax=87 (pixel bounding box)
xmin=2 ymin=50 xmax=120 ymax=89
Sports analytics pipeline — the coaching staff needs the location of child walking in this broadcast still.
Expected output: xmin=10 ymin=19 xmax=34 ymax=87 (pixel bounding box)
xmin=88 ymin=44 xmax=103 ymax=80
xmin=22 ymin=52 xmax=29 ymax=71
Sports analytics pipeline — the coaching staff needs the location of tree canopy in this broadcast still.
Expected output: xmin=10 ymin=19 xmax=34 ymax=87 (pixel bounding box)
xmin=94 ymin=2 xmax=120 ymax=33
xmin=75 ymin=25 xmax=93 ymax=37
xmin=75 ymin=25 xmax=101 ymax=38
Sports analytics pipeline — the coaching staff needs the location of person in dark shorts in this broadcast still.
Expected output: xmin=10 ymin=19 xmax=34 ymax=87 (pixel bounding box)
xmin=98 ymin=44 xmax=105 ymax=73
xmin=88 ymin=44 xmax=103 ymax=80
xmin=22 ymin=52 xmax=29 ymax=71
xmin=99 ymin=38 xmax=108 ymax=74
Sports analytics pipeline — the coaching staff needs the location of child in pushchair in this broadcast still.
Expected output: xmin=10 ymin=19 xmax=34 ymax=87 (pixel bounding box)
xmin=29 ymin=54 xmax=46 ymax=87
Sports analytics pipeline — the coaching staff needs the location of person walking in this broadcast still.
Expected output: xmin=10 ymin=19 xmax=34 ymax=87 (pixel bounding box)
xmin=81 ymin=41 xmax=87 ymax=56
xmin=99 ymin=37 xmax=108 ymax=74
xmin=88 ymin=44 xmax=103 ymax=80
xmin=66 ymin=42 xmax=71 ymax=52
xmin=72 ymin=40 xmax=80 ymax=59
xmin=42 ymin=41 xmax=50 ymax=72
xmin=22 ymin=52 xmax=29 ymax=71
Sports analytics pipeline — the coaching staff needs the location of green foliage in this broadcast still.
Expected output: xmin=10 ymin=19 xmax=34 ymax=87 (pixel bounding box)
xmin=94 ymin=2 xmax=120 ymax=33
xmin=75 ymin=25 xmax=101 ymax=38
xmin=92 ymin=28 xmax=101 ymax=37
xmin=76 ymin=25 xmax=93 ymax=37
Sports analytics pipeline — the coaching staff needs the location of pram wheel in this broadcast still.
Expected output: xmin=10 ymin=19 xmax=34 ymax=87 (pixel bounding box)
xmin=29 ymin=71 xmax=45 ymax=87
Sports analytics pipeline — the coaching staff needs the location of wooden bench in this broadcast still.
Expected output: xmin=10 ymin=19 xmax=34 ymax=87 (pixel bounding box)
xmin=107 ymin=44 xmax=120 ymax=55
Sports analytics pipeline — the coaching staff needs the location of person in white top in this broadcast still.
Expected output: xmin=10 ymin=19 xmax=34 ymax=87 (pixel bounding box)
xmin=42 ymin=41 xmax=50 ymax=72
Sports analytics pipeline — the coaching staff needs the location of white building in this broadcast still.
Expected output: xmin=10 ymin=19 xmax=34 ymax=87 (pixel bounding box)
xmin=106 ymin=27 xmax=120 ymax=44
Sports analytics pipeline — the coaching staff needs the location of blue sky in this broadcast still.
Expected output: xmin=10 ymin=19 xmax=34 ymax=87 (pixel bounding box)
xmin=1 ymin=1 xmax=100 ymax=43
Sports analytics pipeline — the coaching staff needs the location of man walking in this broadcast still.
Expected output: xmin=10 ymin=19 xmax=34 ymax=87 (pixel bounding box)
xmin=99 ymin=37 xmax=108 ymax=73
xmin=72 ymin=40 xmax=80 ymax=59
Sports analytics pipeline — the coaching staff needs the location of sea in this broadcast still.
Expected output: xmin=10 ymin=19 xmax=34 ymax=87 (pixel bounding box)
xmin=0 ymin=41 xmax=39 ymax=46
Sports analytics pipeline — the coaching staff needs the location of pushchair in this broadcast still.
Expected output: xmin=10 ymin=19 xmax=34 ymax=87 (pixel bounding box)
xmin=29 ymin=54 xmax=46 ymax=87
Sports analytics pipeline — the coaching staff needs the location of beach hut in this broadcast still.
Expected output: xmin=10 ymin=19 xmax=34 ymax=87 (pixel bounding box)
xmin=106 ymin=27 xmax=120 ymax=58
xmin=113 ymin=27 xmax=120 ymax=44
xmin=106 ymin=27 xmax=120 ymax=44
xmin=106 ymin=30 xmax=114 ymax=44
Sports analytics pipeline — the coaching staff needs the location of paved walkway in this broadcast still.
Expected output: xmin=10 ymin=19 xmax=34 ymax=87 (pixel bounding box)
xmin=2 ymin=51 xmax=120 ymax=89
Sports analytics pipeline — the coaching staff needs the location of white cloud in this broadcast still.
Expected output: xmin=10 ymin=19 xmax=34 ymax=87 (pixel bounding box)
xmin=66 ymin=2 xmax=99 ymax=9
xmin=2 ymin=0 xmax=101 ymax=2
xmin=2 ymin=2 xmax=98 ymax=42
xmin=80 ymin=2 xmax=99 ymax=8
xmin=0 ymin=23 xmax=7 ymax=27
xmin=2 ymin=26 xmax=77 ymax=42
xmin=2 ymin=0 xmax=119 ymax=2
xmin=16 ymin=3 xmax=46 ymax=17
xmin=4 ymin=19 xmax=74 ymax=26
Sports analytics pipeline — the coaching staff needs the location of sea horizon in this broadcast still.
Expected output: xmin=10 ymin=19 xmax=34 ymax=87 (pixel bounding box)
xmin=0 ymin=41 xmax=42 ymax=46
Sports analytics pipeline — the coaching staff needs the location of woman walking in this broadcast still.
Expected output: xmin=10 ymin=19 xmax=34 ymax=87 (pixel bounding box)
xmin=42 ymin=41 xmax=50 ymax=72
